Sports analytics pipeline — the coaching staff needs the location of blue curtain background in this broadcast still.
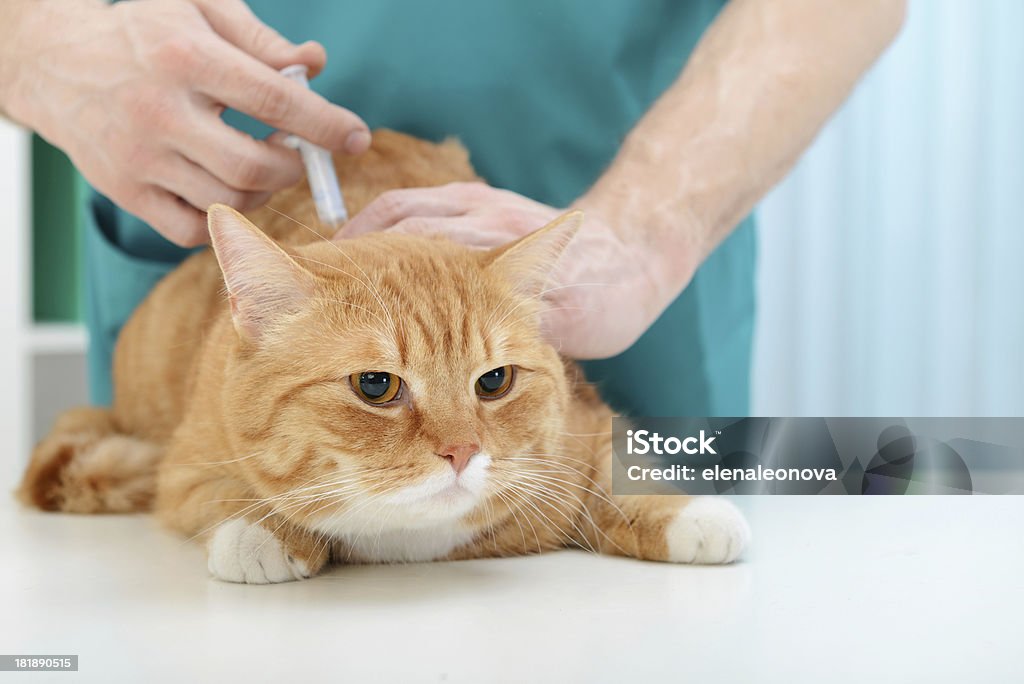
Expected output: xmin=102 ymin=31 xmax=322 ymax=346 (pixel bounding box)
xmin=753 ymin=0 xmax=1024 ymax=416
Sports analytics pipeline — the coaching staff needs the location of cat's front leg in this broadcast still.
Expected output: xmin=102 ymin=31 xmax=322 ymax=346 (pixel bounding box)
xmin=206 ymin=516 xmax=326 ymax=584
xmin=581 ymin=493 xmax=751 ymax=565
xmin=156 ymin=468 xmax=331 ymax=584
xmin=660 ymin=496 xmax=751 ymax=563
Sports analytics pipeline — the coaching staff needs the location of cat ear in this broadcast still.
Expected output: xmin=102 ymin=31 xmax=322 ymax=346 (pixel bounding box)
xmin=207 ymin=204 xmax=314 ymax=342
xmin=485 ymin=210 xmax=583 ymax=297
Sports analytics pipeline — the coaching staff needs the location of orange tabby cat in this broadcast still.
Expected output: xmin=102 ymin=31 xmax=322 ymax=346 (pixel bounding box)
xmin=18 ymin=130 xmax=749 ymax=583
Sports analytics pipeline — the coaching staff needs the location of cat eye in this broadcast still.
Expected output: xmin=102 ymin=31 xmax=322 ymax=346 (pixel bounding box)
xmin=476 ymin=365 xmax=515 ymax=399
xmin=350 ymin=371 xmax=402 ymax=405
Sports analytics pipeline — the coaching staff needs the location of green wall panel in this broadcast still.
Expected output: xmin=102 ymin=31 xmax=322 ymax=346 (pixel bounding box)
xmin=31 ymin=135 xmax=82 ymax=323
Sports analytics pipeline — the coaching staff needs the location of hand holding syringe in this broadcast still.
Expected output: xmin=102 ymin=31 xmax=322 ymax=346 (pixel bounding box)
xmin=279 ymin=65 xmax=350 ymax=229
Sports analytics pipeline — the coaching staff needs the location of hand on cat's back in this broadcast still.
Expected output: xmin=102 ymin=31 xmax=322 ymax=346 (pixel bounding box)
xmin=0 ymin=0 xmax=370 ymax=247
xmin=341 ymin=182 xmax=698 ymax=359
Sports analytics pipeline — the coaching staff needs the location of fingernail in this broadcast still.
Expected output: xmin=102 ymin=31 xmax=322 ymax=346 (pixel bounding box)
xmin=344 ymin=130 xmax=372 ymax=155
xmin=301 ymin=40 xmax=325 ymax=56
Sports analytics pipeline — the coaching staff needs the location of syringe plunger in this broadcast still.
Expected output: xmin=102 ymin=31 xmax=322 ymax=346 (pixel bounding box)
xmin=279 ymin=65 xmax=349 ymax=226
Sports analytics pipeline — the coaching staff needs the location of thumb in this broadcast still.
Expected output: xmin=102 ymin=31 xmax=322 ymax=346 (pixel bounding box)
xmin=193 ymin=0 xmax=327 ymax=76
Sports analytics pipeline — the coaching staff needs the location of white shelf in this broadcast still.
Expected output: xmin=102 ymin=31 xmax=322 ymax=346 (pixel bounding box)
xmin=27 ymin=322 xmax=88 ymax=355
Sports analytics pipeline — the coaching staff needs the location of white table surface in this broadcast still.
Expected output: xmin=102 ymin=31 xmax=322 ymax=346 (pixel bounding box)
xmin=2 ymin=472 xmax=1022 ymax=683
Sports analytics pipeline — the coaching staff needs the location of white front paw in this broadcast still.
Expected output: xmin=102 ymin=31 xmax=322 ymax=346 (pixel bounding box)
xmin=665 ymin=497 xmax=751 ymax=564
xmin=207 ymin=518 xmax=311 ymax=584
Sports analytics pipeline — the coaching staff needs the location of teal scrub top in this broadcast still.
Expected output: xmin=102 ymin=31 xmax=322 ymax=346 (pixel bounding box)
xmin=83 ymin=0 xmax=755 ymax=417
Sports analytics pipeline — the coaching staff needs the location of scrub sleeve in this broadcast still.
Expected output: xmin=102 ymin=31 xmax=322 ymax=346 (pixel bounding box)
xmin=83 ymin=0 xmax=755 ymax=417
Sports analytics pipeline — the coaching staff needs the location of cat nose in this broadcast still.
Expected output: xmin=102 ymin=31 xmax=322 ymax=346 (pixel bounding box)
xmin=436 ymin=443 xmax=480 ymax=475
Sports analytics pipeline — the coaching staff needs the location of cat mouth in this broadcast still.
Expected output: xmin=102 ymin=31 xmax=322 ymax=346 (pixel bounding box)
xmin=386 ymin=454 xmax=492 ymax=511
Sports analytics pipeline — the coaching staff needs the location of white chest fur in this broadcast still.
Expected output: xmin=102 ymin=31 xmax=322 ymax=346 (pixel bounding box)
xmin=339 ymin=524 xmax=477 ymax=563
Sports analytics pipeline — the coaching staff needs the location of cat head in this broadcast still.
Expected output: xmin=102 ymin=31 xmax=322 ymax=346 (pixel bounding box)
xmin=206 ymin=204 xmax=582 ymax=535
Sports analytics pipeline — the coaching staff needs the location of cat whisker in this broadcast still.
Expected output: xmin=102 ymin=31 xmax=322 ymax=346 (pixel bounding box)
xmin=252 ymin=476 xmax=407 ymax=560
xmin=168 ymin=451 xmax=265 ymax=468
xmin=260 ymin=204 xmax=334 ymax=241
xmin=308 ymin=294 xmax=393 ymax=331
xmin=480 ymin=494 xmax=500 ymax=554
xmin=480 ymin=296 xmax=536 ymax=348
xmin=504 ymin=479 xmax=598 ymax=554
xmin=506 ymin=469 xmax=631 ymax=557
xmin=499 ymin=482 xmax=578 ymax=552
xmin=491 ymin=488 xmax=542 ymax=554
xmin=345 ymin=485 xmax=413 ymax=559
xmin=182 ymin=470 xmax=375 ymax=545
xmin=289 ymin=253 xmax=397 ymax=331
xmin=535 ymin=281 xmax=617 ymax=298
xmin=480 ymin=277 xmax=611 ymax=342
xmin=497 ymin=305 xmax=604 ymax=336
xmin=505 ymin=455 xmax=634 ymax=531
xmin=264 ymin=204 xmax=402 ymax=343
xmin=316 ymin=482 xmax=409 ymax=562
xmin=500 ymin=455 xmax=637 ymax=553
xmin=369 ymin=486 xmax=406 ymax=560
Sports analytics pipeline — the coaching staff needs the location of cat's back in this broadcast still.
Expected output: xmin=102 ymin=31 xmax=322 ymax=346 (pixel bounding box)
xmin=111 ymin=249 xmax=226 ymax=439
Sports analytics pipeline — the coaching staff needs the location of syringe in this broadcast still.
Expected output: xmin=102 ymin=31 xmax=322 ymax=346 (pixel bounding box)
xmin=279 ymin=64 xmax=349 ymax=228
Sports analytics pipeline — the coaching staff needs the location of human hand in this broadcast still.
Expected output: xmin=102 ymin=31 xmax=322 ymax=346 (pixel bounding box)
xmin=1 ymin=0 xmax=370 ymax=246
xmin=340 ymin=183 xmax=696 ymax=358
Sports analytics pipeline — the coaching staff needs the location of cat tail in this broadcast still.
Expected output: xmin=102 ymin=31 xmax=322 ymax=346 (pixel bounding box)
xmin=17 ymin=407 xmax=162 ymax=513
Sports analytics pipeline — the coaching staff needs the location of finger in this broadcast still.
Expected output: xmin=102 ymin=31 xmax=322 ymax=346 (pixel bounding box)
xmin=265 ymin=129 xmax=297 ymax=149
xmin=176 ymin=115 xmax=304 ymax=191
xmin=155 ymin=153 xmax=270 ymax=214
xmin=193 ymin=0 xmax=327 ymax=75
xmin=195 ymin=42 xmax=369 ymax=154
xmin=134 ymin=188 xmax=211 ymax=248
xmin=340 ymin=188 xmax=468 ymax=238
